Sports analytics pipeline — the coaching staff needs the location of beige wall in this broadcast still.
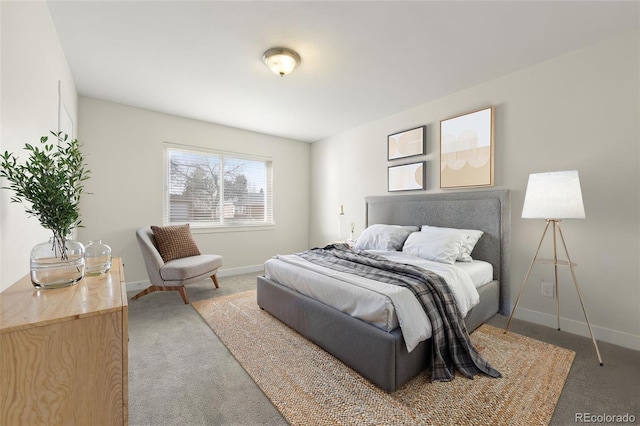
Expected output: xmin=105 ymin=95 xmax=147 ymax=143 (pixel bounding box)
xmin=0 ymin=1 xmax=78 ymax=291
xmin=77 ymin=97 xmax=310 ymax=286
xmin=311 ymin=30 xmax=640 ymax=350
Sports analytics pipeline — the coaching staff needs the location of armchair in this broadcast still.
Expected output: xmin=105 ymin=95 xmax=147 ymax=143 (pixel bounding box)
xmin=133 ymin=226 xmax=223 ymax=304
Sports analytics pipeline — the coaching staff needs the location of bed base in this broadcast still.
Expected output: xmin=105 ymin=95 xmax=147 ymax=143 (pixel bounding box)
xmin=257 ymin=275 xmax=499 ymax=391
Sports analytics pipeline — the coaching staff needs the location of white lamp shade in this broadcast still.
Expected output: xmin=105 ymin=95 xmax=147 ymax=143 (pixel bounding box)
xmin=521 ymin=170 xmax=586 ymax=219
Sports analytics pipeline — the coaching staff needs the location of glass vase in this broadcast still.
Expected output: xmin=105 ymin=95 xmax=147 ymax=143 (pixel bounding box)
xmin=85 ymin=240 xmax=112 ymax=275
xmin=30 ymin=237 xmax=85 ymax=289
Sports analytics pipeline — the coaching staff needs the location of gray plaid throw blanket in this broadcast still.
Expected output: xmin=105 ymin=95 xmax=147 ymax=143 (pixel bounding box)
xmin=297 ymin=243 xmax=501 ymax=382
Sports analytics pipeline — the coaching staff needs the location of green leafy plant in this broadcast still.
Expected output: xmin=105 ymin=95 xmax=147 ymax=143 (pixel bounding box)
xmin=0 ymin=131 xmax=90 ymax=259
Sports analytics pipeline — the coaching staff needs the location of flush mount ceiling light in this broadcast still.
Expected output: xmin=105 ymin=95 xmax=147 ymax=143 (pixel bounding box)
xmin=262 ymin=47 xmax=301 ymax=77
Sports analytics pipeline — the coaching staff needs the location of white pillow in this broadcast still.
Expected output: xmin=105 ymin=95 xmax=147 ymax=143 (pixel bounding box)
xmin=402 ymin=229 xmax=466 ymax=264
xmin=354 ymin=224 xmax=418 ymax=251
xmin=420 ymin=225 xmax=484 ymax=262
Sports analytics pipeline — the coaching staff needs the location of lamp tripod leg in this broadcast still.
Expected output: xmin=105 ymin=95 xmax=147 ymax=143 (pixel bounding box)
xmin=552 ymin=221 xmax=561 ymax=330
xmin=505 ymin=221 xmax=551 ymax=333
xmin=556 ymin=223 xmax=604 ymax=366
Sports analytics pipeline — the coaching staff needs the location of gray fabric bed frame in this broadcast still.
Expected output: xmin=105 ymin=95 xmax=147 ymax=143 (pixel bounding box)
xmin=257 ymin=190 xmax=510 ymax=391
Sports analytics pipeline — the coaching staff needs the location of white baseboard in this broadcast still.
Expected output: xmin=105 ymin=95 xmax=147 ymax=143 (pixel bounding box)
xmin=125 ymin=264 xmax=264 ymax=293
xmin=216 ymin=264 xmax=264 ymax=278
xmin=511 ymin=306 xmax=640 ymax=352
xmin=125 ymin=280 xmax=150 ymax=292
xmin=125 ymin=270 xmax=639 ymax=352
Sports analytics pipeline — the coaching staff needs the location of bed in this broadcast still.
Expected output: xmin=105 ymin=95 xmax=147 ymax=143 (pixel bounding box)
xmin=257 ymin=190 xmax=511 ymax=391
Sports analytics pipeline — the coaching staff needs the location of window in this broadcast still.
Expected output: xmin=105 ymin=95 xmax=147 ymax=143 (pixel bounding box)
xmin=164 ymin=145 xmax=273 ymax=228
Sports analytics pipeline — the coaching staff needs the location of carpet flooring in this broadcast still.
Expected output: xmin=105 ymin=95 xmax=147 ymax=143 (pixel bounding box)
xmin=127 ymin=272 xmax=640 ymax=425
xmin=193 ymin=290 xmax=575 ymax=426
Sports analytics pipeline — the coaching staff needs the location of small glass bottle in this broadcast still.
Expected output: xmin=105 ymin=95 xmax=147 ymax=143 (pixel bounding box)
xmin=85 ymin=240 xmax=112 ymax=275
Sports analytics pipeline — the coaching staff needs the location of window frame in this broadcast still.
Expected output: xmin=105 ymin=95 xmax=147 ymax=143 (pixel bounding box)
xmin=163 ymin=143 xmax=274 ymax=232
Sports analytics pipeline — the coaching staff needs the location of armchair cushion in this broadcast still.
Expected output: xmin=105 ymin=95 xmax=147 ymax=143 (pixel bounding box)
xmin=151 ymin=224 xmax=201 ymax=262
xmin=160 ymin=254 xmax=223 ymax=281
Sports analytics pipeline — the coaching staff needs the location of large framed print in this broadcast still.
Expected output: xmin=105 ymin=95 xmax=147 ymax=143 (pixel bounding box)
xmin=440 ymin=106 xmax=494 ymax=189
xmin=388 ymin=126 xmax=425 ymax=160
xmin=388 ymin=161 xmax=425 ymax=192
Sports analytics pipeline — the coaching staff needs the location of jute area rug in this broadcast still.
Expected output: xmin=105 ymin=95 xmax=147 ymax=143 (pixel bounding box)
xmin=193 ymin=291 xmax=575 ymax=426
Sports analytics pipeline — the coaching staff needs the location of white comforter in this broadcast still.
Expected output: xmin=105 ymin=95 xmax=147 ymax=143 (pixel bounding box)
xmin=264 ymin=250 xmax=481 ymax=352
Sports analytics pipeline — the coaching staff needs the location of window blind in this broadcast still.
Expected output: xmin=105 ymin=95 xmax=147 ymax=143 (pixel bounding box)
xmin=164 ymin=146 xmax=273 ymax=227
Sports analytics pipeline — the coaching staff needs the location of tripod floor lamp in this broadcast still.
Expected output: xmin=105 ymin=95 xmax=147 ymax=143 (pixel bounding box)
xmin=505 ymin=170 xmax=603 ymax=366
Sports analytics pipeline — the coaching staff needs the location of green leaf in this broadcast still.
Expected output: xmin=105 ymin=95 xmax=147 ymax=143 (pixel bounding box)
xmin=0 ymin=131 xmax=91 ymax=242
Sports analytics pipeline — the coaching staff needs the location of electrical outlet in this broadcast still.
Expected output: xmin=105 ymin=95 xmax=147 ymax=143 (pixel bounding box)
xmin=541 ymin=281 xmax=554 ymax=298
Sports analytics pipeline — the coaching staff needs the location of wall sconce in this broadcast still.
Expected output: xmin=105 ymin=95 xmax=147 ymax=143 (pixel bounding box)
xmin=338 ymin=204 xmax=345 ymax=241
xmin=262 ymin=47 xmax=301 ymax=77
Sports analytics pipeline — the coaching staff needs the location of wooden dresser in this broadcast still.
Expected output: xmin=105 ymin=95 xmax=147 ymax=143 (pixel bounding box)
xmin=0 ymin=258 xmax=128 ymax=425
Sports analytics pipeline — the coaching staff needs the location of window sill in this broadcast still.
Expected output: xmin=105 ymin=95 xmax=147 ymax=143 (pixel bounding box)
xmin=188 ymin=223 xmax=275 ymax=234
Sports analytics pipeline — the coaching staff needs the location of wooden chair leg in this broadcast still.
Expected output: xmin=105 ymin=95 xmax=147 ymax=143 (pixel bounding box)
xmin=131 ymin=285 xmax=190 ymax=304
xmin=177 ymin=286 xmax=189 ymax=304
xmin=131 ymin=285 xmax=161 ymax=301
xmin=211 ymin=274 xmax=220 ymax=289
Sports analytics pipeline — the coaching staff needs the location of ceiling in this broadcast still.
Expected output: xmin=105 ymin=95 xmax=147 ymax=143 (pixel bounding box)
xmin=47 ymin=1 xmax=639 ymax=143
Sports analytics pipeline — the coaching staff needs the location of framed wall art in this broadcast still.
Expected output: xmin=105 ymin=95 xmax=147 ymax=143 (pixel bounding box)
xmin=388 ymin=161 xmax=425 ymax=192
xmin=387 ymin=125 xmax=425 ymax=160
xmin=440 ymin=106 xmax=494 ymax=189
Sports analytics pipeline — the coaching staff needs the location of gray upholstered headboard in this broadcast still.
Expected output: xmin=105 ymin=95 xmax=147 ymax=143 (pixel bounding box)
xmin=365 ymin=189 xmax=511 ymax=315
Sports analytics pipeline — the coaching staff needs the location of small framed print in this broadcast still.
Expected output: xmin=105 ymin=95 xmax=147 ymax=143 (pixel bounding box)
xmin=388 ymin=126 xmax=425 ymax=160
xmin=440 ymin=106 xmax=494 ymax=189
xmin=388 ymin=161 xmax=425 ymax=192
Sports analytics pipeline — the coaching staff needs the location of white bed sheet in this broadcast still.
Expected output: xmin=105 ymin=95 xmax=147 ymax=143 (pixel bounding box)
xmin=368 ymin=251 xmax=493 ymax=289
xmin=455 ymin=260 xmax=494 ymax=288
xmin=264 ymin=250 xmax=491 ymax=352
